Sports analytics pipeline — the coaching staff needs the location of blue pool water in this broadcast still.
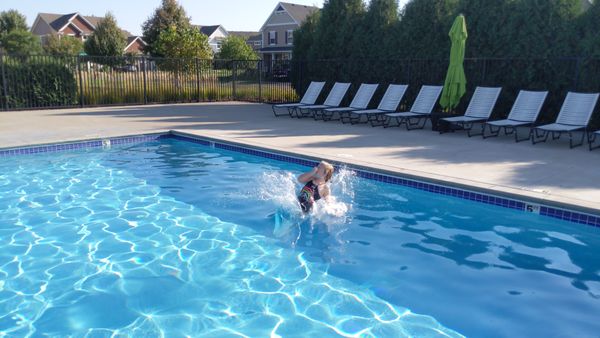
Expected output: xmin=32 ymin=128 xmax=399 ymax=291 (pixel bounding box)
xmin=1 ymin=138 xmax=599 ymax=337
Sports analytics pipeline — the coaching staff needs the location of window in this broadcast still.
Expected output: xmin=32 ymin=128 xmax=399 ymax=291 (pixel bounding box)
xmin=286 ymin=30 xmax=294 ymax=45
xmin=254 ymin=41 xmax=262 ymax=46
xmin=269 ymin=31 xmax=277 ymax=45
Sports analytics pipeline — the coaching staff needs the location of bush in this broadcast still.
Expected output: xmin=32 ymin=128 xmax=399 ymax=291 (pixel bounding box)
xmin=0 ymin=56 xmax=78 ymax=109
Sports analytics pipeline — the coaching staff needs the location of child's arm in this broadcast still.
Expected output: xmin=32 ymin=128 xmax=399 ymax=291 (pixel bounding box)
xmin=320 ymin=185 xmax=331 ymax=200
xmin=298 ymin=167 xmax=317 ymax=183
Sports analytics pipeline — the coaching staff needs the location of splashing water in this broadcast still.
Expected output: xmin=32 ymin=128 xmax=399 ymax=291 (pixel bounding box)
xmin=258 ymin=167 xmax=356 ymax=241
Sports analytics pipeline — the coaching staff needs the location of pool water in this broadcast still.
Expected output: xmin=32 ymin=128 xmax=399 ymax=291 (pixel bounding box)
xmin=1 ymin=138 xmax=599 ymax=337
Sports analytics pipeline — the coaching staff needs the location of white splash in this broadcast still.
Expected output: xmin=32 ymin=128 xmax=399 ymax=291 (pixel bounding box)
xmin=258 ymin=167 xmax=356 ymax=239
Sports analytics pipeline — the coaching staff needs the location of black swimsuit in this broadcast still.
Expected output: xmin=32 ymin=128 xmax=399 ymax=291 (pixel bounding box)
xmin=298 ymin=181 xmax=321 ymax=212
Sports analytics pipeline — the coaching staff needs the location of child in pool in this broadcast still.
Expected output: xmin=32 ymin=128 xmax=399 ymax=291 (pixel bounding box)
xmin=297 ymin=161 xmax=334 ymax=212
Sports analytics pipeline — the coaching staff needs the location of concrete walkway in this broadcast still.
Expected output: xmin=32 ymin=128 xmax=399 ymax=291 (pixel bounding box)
xmin=1 ymin=102 xmax=599 ymax=212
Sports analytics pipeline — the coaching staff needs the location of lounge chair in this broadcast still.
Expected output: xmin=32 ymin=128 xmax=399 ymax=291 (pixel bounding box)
xmin=319 ymin=83 xmax=379 ymax=122
xmin=383 ymin=85 xmax=443 ymax=129
xmin=589 ymin=130 xmax=600 ymax=151
xmin=483 ymin=90 xmax=548 ymax=142
xmin=532 ymin=92 xmax=600 ymax=148
xmin=441 ymin=86 xmax=502 ymax=137
xmin=341 ymin=84 xmax=408 ymax=125
xmin=297 ymin=82 xmax=351 ymax=119
xmin=272 ymin=81 xmax=326 ymax=117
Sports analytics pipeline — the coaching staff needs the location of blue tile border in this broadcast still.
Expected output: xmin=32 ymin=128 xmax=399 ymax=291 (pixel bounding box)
xmin=1 ymin=131 xmax=599 ymax=228
xmin=0 ymin=133 xmax=167 ymax=157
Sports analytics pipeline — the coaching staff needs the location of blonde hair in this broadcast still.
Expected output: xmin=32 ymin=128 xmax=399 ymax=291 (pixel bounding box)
xmin=321 ymin=161 xmax=334 ymax=182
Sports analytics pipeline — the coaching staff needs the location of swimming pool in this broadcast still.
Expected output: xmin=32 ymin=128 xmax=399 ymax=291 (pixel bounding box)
xmin=1 ymin=135 xmax=599 ymax=337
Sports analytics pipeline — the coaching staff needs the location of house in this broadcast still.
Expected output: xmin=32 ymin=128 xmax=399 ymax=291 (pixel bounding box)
xmin=229 ymin=31 xmax=262 ymax=51
xmin=31 ymin=12 xmax=146 ymax=54
xmin=194 ymin=24 xmax=228 ymax=54
xmin=258 ymin=2 xmax=319 ymax=64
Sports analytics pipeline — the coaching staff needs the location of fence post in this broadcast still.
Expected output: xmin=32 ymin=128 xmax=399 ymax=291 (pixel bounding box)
xmin=0 ymin=53 xmax=8 ymax=110
xmin=142 ymin=57 xmax=148 ymax=104
xmin=76 ymin=55 xmax=84 ymax=107
xmin=195 ymin=58 xmax=201 ymax=102
xmin=232 ymin=61 xmax=237 ymax=100
xmin=258 ymin=60 xmax=262 ymax=102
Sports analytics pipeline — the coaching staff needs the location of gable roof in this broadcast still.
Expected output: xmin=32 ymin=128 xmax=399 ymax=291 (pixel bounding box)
xmin=36 ymin=12 xmax=98 ymax=34
xmin=34 ymin=12 xmax=138 ymax=39
xmin=280 ymin=2 xmax=319 ymax=23
xmin=195 ymin=25 xmax=222 ymax=37
xmin=259 ymin=2 xmax=319 ymax=32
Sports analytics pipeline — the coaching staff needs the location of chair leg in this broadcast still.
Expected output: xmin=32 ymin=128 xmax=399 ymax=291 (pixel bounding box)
xmin=588 ymin=132 xmax=600 ymax=151
xmin=383 ymin=116 xmax=398 ymax=128
xmin=482 ymin=124 xmax=501 ymax=139
xmin=467 ymin=123 xmax=485 ymax=137
xmin=532 ymin=128 xmax=550 ymax=145
xmin=514 ymin=127 xmax=533 ymax=143
xmin=273 ymin=105 xmax=289 ymax=117
xmin=406 ymin=117 xmax=427 ymax=130
xmin=570 ymin=131 xmax=585 ymax=148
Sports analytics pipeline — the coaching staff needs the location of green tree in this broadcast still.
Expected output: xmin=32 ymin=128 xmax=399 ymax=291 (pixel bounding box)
xmin=84 ymin=13 xmax=126 ymax=57
xmin=354 ymin=0 xmax=398 ymax=60
xmin=292 ymin=11 xmax=320 ymax=61
xmin=155 ymin=25 xmax=212 ymax=60
xmin=579 ymin=0 xmax=600 ymax=56
xmin=0 ymin=10 xmax=28 ymax=35
xmin=310 ymin=0 xmax=366 ymax=60
xmin=44 ymin=35 xmax=84 ymax=55
xmin=142 ymin=0 xmax=191 ymax=56
xmin=391 ymin=0 xmax=459 ymax=59
xmin=0 ymin=30 xmax=42 ymax=54
xmin=218 ymin=35 xmax=257 ymax=60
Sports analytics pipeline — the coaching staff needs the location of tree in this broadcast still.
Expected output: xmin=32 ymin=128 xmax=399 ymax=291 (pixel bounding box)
xmin=0 ymin=30 xmax=42 ymax=54
xmin=579 ymin=0 xmax=600 ymax=56
xmin=310 ymin=0 xmax=366 ymax=60
xmin=0 ymin=9 xmax=41 ymax=55
xmin=142 ymin=0 xmax=191 ymax=56
xmin=84 ymin=13 xmax=126 ymax=57
xmin=44 ymin=35 xmax=84 ymax=56
xmin=154 ymin=25 xmax=212 ymax=60
xmin=0 ymin=10 xmax=28 ymax=35
xmin=218 ymin=35 xmax=257 ymax=60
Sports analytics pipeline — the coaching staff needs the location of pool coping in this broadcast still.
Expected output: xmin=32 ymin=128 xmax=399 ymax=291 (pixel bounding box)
xmin=1 ymin=130 xmax=599 ymax=228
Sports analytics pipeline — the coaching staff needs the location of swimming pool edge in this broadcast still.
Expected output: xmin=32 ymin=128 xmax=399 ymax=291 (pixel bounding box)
xmin=1 ymin=130 xmax=599 ymax=228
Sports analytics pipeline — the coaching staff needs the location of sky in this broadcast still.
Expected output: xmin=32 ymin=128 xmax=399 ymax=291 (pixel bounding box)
xmin=2 ymin=0 xmax=409 ymax=36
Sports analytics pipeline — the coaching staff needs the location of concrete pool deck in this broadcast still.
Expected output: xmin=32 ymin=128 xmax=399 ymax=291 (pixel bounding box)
xmin=1 ymin=101 xmax=599 ymax=212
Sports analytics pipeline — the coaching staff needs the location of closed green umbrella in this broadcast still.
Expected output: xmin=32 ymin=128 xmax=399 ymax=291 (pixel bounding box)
xmin=440 ymin=15 xmax=468 ymax=111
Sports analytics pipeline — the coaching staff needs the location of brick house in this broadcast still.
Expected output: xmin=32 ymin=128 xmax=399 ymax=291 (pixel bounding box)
xmin=258 ymin=2 xmax=319 ymax=64
xmin=31 ymin=13 xmax=147 ymax=54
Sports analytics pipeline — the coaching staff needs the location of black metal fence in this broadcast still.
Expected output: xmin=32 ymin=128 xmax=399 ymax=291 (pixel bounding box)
xmin=1 ymin=54 xmax=600 ymax=128
xmin=292 ymin=57 xmax=600 ymax=128
xmin=0 ymin=54 xmax=298 ymax=110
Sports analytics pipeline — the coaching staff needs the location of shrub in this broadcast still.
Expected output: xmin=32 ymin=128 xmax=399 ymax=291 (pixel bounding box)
xmin=0 ymin=56 xmax=78 ymax=108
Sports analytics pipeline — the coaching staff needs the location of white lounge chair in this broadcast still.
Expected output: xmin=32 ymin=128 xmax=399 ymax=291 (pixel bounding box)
xmin=383 ymin=85 xmax=443 ymax=129
xmin=272 ymin=81 xmax=326 ymax=117
xmin=441 ymin=86 xmax=502 ymax=137
xmin=297 ymin=82 xmax=351 ymax=119
xmin=319 ymin=83 xmax=379 ymax=121
xmin=341 ymin=84 xmax=408 ymax=125
xmin=532 ymin=92 xmax=600 ymax=148
xmin=483 ymin=90 xmax=548 ymax=142
xmin=589 ymin=130 xmax=600 ymax=151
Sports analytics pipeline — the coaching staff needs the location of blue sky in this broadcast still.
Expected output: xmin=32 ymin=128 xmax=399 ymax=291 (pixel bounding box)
xmin=3 ymin=0 xmax=409 ymax=36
